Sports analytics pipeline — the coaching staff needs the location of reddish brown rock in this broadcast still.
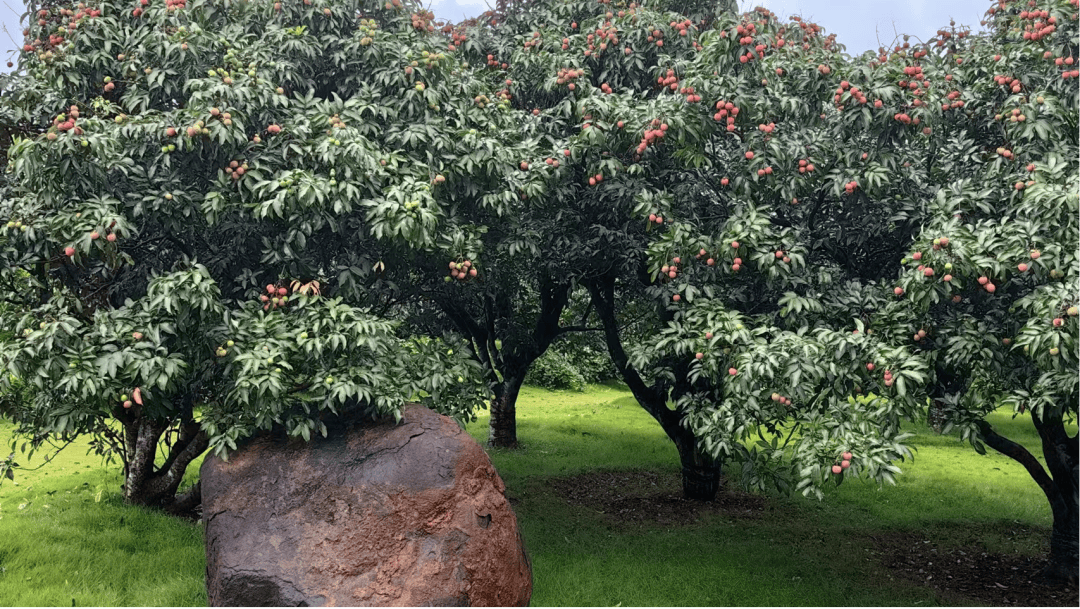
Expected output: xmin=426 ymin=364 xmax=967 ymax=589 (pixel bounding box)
xmin=201 ymin=404 xmax=532 ymax=606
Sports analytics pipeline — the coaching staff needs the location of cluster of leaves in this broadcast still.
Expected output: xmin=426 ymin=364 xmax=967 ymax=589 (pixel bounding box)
xmin=436 ymin=0 xmax=926 ymax=495
xmin=523 ymin=348 xmax=587 ymax=391
xmin=0 ymin=0 xmax=539 ymax=497
xmin=446 ymin=0 xmax=1077 ymax=499
xmin=876 ymin=2 xmax=1079 ymax=445
xmin=0 ymin=0 xmax=1076 ymax=514
xmin=629 ymin=0 xmax=1077 ymax=493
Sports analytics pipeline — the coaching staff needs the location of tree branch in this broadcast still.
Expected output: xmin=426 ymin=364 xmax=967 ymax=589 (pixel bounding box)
xmin=976 ymin=419 xmax=1059 ymax=506
xmin=585 ymin=275 xmax=673 ymax=428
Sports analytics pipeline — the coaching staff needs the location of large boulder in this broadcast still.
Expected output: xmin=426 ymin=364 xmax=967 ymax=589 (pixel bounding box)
xmin=201 ymin=404 xmax=532 ymax=607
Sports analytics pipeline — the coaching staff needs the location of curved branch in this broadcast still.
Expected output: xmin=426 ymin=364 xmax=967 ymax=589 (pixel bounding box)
xmin=976 ymin=419 xmax=1059 ymax=506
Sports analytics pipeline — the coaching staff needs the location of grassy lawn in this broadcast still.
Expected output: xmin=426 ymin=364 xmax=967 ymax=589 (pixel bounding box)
xmin=0 ymin=382 xmax=1071 ymax=606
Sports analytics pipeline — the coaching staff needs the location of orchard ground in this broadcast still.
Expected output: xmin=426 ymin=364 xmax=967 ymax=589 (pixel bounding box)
xmin=0 ymin=382 xmax=1075 ymax=606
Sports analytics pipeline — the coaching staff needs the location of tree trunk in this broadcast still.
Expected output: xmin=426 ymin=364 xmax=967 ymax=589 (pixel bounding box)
xmin=1046 ymin=496 xmax=1079 ymax=584
xmin=928 ymin=399 xmax=947 ymax=433
xmin=673 ymin=425 xmax=721 ymax=501
xmin=489 ymin=371 xmax=526 ymax=448
xmin=437 ymin=276 xmax=573 ymax=451
xmin=977 ymin=409 xmax=1079 ymax=585
xmin=585 ymin=275 xmax=722 ymax=501
xmin=1033 ymin=406 xmax=1079 ymax=584
xmin=119 ymin=413 xmax=208 ymax=519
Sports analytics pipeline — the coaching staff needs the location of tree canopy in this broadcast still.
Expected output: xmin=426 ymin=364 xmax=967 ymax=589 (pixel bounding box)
xmin=0 ymin=0 xmax=1076 ymax=582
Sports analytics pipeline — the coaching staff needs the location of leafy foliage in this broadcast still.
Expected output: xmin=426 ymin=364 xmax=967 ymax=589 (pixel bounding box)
xmin=0 ymin=0 xmax=516 ymax=507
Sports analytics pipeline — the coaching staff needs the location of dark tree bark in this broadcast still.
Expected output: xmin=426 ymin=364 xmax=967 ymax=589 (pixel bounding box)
xmin=114 ymin=395 xmax=207 ymax=520
xmin=976 ymin=398 xmax=1079 ymax=585
xmin=585 ymin=274 xmax=722 ymax=501
xmin=437 ymin=273 xmax=574 ymax=448
xmin=489 ymin=369 xmax=527 ymax=448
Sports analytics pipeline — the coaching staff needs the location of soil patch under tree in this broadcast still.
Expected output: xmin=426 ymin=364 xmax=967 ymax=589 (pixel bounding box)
xmin=550 ymin=469 xmax=1078 ymax=606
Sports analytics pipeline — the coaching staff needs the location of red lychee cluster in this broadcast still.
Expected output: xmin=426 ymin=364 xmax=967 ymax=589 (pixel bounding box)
xmin=734 ymin=21 xmax=758 ymax=45
xmin=770 ymin=392 xmax=792 ymax=407
xmin=882 ymin=368 xmax=895 ymax=387
xmin=900 ymin=64 xmax=926 ymax=85
xmin=24 ymin=4 xmax=103 ymax=55
xmin=942 ymin=89 xmax=965 ymax=111
xmin=893 ymin=112 xmax=916 ymax=125
xmin=647 ymin=212 xmax=665 ymax=225
xmin=523 ymin=30 xmax=543 ymax=50
xmin=448 ymin=260 xmax=478 ymax=282
xmin=646 ymin=27 xmax=665 ymax=47
xmin=831 ymin=451 xmax=853 ymax=474
xmin=223 ymin=160 xmax=249 ymax=181
xmin=913 ymin=328 xmax=928 ymax=342
xmin=713 ymin=100 xmax=740 ymax=132
xmin=556 ymin=67 xmax=583 ymax=90
xmin=993 ymin=73 xmax=1023 ymax=93
xmin=660 ymin=257 xmax=681 ymax=281
xmin=635 ymin=119 xmax=669 ymax=155
xmin=445 ymin=24 xmax=467 ymax=51
xmin=833 ymin=79 xmax=867 ymax=109
xmin=1018 ymin=8 xmax=1056 ymax=41
xmin=695 ymin=248 xmax=715 ymax=266
xmin=410 ymin=11 xmax=436 ymax=33
xmin=1053 ymin=55 xmax=1079 ymax=79
xmin=679 ymin=85 xmax=701 ymax=103
xmin=260 ymin=284 xmax=291 ymax=311
xmin=796 ymin=159 xmax=816 ymax=174
xmin=670 ymin=17 xmax=694 ymax=36
xmin=165 ymin=0 xmax=187 ymax=11
xmin=485 ymin=54 xmax=508 ymax=69
xmin=735 ymin=23 xmax=765 ymax=62
xmin=657 ymin=68 xmax=679 ymax=91
xmin=843 ymin=180 xmax=858 ymax=195
xmin=47 ymin=105 xmax=84 ymax=140
xmin=92 ymin=224 xmax=119 ymax=242
xmin=585 ymin=21 xmax=620 ymax=56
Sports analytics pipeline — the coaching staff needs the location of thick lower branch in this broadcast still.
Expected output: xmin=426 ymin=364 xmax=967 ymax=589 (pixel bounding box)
xmin=976 ymin=419 xmax=1059 ymax=506
xmin=585 ymin=276 xmax=675 ymax=430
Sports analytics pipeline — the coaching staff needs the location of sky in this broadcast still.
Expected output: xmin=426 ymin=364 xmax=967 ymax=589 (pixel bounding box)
xmin=0 ymin=0 xmax=994 ymax=74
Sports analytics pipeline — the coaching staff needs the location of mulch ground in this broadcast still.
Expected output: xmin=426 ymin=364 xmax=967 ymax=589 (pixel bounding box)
xmin=549 ymin=469 xmax=767 ymax=528
xmin=868 ymin=529 xmax=1078 ymax=607
xmin=549 ymin=469 xmax=1078 ymax=606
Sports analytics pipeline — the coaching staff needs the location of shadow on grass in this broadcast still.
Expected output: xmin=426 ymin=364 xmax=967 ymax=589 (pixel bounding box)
xmin=0 ymin=383 xmax=1074 ymax=606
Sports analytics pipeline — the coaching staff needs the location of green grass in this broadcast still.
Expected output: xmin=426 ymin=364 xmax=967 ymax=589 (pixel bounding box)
xmin=0 ymin=383 xmax=1071 ymax=606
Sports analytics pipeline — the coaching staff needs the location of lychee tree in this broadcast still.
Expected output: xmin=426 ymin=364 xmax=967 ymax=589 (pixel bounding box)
xmin=449 ymin=0 xmax=934 ymax=499
xmin=868 ymin=0 xmax=1079 ymax=583
xmin=624 ymin=0 xmax=1077 ymax=582
xmin=319 ymin=0 xmax=745 ymax=449
xmin=0 ymin=0 xmax=522 ymax=513
xmin=443 ymin=0 xmax=755 ymax=464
